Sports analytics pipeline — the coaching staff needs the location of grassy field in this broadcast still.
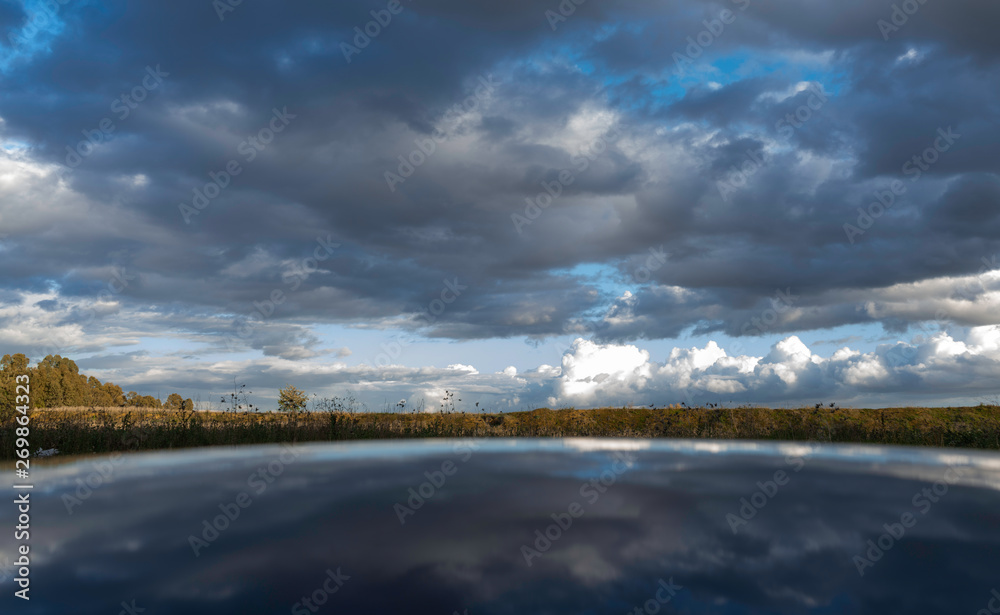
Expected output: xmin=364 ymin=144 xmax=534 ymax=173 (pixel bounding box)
xmin=2 ymin=404 xmax=999 ymax=459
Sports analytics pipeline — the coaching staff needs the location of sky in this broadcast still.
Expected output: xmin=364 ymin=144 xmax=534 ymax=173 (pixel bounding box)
xmin=0 ymin=0 xmax=998 ymax=410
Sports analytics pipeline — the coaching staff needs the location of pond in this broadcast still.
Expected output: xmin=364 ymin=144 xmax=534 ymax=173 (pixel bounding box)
xmin=2 ymin=439 xmax=999 ymax=613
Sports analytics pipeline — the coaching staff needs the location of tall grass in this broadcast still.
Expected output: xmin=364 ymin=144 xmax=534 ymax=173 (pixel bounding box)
xmin=1 ymin=405 xmax=998 ymax=459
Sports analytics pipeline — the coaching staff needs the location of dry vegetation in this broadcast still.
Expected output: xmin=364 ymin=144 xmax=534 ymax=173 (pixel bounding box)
xmin=2 ymin=404 xmax=999 ymax=459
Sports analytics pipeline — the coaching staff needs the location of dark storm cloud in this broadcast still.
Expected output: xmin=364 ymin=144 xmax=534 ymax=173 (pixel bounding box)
xmin=0 ymin=0 xmax=998 ymax=357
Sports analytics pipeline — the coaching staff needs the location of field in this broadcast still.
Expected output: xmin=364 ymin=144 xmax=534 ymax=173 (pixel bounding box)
xmin=2 ymin=404 xmax=999 ymax=460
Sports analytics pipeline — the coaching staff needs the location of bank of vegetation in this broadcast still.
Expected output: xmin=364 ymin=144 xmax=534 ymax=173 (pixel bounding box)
xmin=2 ymin=404 xmax=997 ymax=460
xmin=2 ymin=354 xmax=997 ymax=459
xmin=0 ymin=353 xmax=193 ymax=410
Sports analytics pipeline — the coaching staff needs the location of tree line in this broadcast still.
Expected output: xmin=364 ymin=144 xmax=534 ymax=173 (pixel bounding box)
xmin=0 ymin=354 xmax=193 ymax=410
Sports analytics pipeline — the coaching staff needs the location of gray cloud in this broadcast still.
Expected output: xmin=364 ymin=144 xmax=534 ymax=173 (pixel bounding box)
xmin=0 ymin=0 xmax=998 ymax=404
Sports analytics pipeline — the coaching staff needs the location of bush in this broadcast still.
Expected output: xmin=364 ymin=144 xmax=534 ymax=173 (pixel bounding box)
xmin=278 ymin=385 xmax=308 ymax=412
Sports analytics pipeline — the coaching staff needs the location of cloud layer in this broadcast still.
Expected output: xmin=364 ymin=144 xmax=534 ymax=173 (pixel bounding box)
xmin=0 ymin=0 xmax=997 ymax=405
xmin=40 ymin=325 xmax=998 ymax=410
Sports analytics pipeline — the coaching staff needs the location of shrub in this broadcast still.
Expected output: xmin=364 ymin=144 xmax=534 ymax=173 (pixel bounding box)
xmin=278 ymin=385 xmax=308 ymax=412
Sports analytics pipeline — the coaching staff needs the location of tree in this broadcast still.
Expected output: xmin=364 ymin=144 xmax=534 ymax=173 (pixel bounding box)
xmin=164 ymin=393 xmax=185 ymax=410
xmin=138 ymin=395 xmax=161 ymax=408
xmin=30 ymin=355 xmax=90 ymax=407
xmin=0 ymin=354 xmax=29 ymax=373
xmin=57 ymin=357 xmax=88 ymax=406
xmin=278 ymin=385 xmax=308 ymax=412
xmin=0 ymin=352 xmax=187 ymax=412
xmin=88 ymin=376 xmax=112 ymax=406
xmin=34 ymin=355 xmax=66 ymax=408
xmin=102 ymin=382 xmax=125 ymax=407
xmin=0 ymin=353 xmax=30 ymax=419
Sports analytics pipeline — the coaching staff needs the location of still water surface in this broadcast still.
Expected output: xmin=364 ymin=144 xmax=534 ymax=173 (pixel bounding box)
xmin=2 ymin=439 xmax=999 ymax=613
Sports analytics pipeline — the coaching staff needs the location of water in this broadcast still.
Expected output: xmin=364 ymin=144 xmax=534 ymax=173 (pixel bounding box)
xmin=2 ymin=439 xmax=999 ymax=613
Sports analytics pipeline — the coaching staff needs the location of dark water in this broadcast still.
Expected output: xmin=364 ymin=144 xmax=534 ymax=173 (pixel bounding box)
xmin=2 ymin=439 xmax=1000 ymax=614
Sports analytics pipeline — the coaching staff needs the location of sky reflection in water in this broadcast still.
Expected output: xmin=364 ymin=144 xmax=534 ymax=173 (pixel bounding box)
xmin=2 ymin=439 xmax=1000 ymax=614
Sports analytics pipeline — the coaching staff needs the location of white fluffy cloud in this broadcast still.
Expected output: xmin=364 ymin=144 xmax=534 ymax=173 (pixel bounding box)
xmin=552 ymin=327 xmax=1000 ymax=408
xmin=4 ymin=273 xmax=997 ymax=408
xmin=559 ymin=339 xmax=651 ymax=399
